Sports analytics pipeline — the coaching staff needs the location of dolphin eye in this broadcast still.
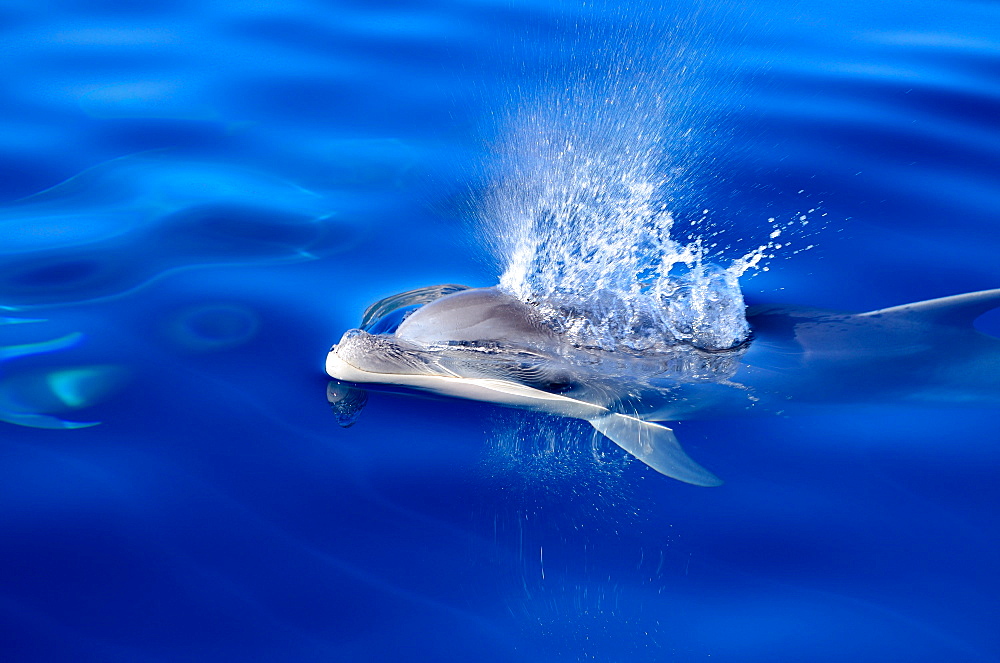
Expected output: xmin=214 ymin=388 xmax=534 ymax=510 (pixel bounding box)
xmin=541 ymin=380 xmax=574 ymax=394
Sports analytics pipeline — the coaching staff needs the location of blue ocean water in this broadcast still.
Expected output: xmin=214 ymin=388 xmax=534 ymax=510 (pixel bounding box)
xmin=1 ymin=0 xmax=999 ymax=661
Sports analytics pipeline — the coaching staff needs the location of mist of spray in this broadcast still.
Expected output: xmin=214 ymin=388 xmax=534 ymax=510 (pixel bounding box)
xmin=478 ymin=55 xmax=770 ymax=353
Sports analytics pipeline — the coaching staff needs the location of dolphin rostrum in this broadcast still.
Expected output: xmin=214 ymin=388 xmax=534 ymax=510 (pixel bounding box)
xmin=325 ymin=284 xmax=1000 ymax=486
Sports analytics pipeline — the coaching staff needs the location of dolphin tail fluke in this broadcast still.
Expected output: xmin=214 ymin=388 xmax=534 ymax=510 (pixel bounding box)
xmin=589 ymin=413 xmax=723 ymax=487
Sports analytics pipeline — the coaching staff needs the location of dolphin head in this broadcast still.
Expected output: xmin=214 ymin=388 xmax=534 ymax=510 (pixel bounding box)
xmin=326 ymin=288 xmax=580 ymax=391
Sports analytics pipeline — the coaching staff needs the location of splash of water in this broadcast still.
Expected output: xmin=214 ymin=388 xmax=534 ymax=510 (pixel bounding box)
xmin=479 ymin=82 xmax=768 ymax=353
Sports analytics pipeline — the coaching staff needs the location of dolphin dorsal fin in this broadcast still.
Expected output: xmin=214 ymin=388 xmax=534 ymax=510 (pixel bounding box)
xmin=589 ymin=413 xmax=723 ymax=486
xmin=857 ymin=288 xmax=1000 ymax=326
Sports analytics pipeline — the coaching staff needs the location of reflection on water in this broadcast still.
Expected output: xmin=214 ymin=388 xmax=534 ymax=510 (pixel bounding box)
xmin=0 ymin=317 xmax=125 ymax=429
xmin=166 ymin=303 xmax=260 ymax=352
xmin=0 ymin=153 xmax=355 ymax=307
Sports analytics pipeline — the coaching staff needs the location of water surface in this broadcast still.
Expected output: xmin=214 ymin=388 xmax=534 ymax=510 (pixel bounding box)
xmin=1 ymin=0 xmax=999 ymax=661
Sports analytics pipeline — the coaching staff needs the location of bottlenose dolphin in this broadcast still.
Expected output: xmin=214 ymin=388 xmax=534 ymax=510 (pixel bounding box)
xmin=325 ymin=284 xmax=1000 ymax=486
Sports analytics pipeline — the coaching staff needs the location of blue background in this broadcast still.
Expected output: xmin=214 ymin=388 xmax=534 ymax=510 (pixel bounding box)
xmin=1 ymin=0 xmax=999 ymax=661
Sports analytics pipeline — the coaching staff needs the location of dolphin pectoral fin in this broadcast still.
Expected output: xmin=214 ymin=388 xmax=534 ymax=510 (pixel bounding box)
xmin=589 ymin=413 xmax=723 ymax=487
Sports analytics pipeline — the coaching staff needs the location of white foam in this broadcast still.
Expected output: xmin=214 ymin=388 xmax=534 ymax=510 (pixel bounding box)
xmin=479 ymin=93 xmax=769 ymax=352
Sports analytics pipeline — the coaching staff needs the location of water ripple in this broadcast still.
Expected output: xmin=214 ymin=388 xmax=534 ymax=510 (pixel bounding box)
xmin=0 ymin=153 xmax=354 ymax=306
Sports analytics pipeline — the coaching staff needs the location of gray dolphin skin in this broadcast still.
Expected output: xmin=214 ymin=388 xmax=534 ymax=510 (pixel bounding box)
xmin=326 ymin=284 xmax=1000 ymax=486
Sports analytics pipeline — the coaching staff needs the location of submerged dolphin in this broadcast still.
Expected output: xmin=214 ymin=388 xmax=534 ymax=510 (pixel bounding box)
xmin=325 ymin=284 xmax=1000 ymax=486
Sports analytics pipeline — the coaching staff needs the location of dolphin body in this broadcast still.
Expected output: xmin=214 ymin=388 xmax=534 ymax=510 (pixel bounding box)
xmin=325 ymin=284 xmax=1000 ymax=486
